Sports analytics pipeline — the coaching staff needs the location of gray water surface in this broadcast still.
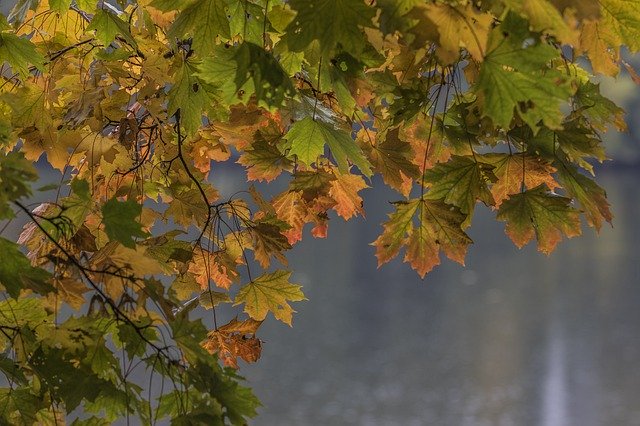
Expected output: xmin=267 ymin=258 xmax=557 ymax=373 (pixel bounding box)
xmin=242 ymin=169 xmax=640 ymax=426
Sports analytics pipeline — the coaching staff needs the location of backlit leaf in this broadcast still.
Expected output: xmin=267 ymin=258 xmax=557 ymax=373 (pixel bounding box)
xmin=102 ymin=198 xmax=149 ymax=248
xmin=497 ymin=184 xmax=582 ymax=254
xmin=234 ymin=270 xmax=305 ymax=325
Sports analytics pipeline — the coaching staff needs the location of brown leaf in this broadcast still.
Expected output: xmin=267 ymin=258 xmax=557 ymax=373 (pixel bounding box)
xmin=203 ymin=317 xmax=263 ymax=369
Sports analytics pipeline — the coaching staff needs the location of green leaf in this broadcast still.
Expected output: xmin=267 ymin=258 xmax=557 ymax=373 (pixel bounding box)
xmin=497 ymin=184 xmax=582 ymax=254
xmin=101 ymin=198 xmax=148 ymax=248
xmin=424 ymin=155 xmax=497 ymax=224
xmin=557 ymin=161 xmax=612 ymax=230
xmin=86 ymin=9 xmax=137 ymax=48
xmin=49 ymin=0 xmax=72 ymax=14
xmin=0 ymin=237 xmax=52 ymax=297
xmin=476 ymin=13 xmax=573 ymax=131
xmin=0 ymin=151 xmax=38 ymax=219
xmin=284 ymin=0 xmax=375 ymax=55
xmin=574 ymin=80 xmax=626 ymax=132
xmin=198 ymin=42 xmax=295 ymax=109
xmin=285 ymin=117 xmax=372 ymax=176
xmin=168 ymin=59 xmax=212 ymax=135
xmin=234 ymin=270 xmax=305 ymax=325
xmin=168 ymin=0 xmax=231 ymax=54
xmin=0 ymin=33 xmax=44 ymax=78
xmin=600 ymin=0 xmax=640 ymax=52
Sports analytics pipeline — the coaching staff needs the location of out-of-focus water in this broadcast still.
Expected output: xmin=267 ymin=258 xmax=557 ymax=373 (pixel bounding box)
xmin=241 ymin=168 xmax=640 ymax=426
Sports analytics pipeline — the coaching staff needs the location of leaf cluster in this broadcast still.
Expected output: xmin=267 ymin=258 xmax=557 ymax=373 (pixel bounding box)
xmin=0 ymin=0 xmax=637 ymax=423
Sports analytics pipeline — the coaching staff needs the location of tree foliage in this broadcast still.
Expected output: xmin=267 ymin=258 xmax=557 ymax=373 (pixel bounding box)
xmin=0 ymin=0 xmax=637 ymax=423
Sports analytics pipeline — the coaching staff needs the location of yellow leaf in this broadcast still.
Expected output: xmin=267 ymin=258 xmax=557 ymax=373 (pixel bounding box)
xmin=424 ymin=3 xmax=493 ymax=63
xmin=482 ymin=153 xmax=560 ymax=207
xmin=234 ymin=270 xmax=305 ymax=326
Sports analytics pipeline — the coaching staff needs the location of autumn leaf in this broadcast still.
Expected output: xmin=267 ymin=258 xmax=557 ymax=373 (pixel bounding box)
xmin=248 ymin=219 xmax=291 ymax=268
xmin=272 ymin=190 xmax=309 ymax=244
xmin=234 ymin=270 xmax=305 ymax=326
xmin=237 ymin=126 xmax=293 ymax=182
xmin=423 ymin=2 xmax=493 ymax=63
xmin=482 ymin=153 xmax=559 ymax=207
xmin=87 ymin=9 xmax=137 ymax=48
xmin=363 ymin=127 xmax=420 ymax=196
xmin=497 ymin=185 xmax=582 ymax=254
xmin=203 ymin=317 xmax=263 ymax=368
xmin=0 ymin=32 xmax=45 ymax=78
xmin=372 ymin=198 xmax=472 ymax=277
xmin=424 ymin=155 xmax=497 ymax=224
xmin=0 ymin=151 xmax=38 ymax=219
xmin=328 ymin=172 xmax=368 ymax=220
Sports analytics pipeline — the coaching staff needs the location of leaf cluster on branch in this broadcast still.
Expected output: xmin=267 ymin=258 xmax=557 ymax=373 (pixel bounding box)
xmin=0 ymin=0 xmax=637 ymax=423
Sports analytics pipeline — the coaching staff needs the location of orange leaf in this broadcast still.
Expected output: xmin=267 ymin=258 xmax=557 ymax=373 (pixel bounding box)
xmin=328 ymin=173 xmax=368 ymax=220
xmin=482 ymin=153 xmax=559 ymax=207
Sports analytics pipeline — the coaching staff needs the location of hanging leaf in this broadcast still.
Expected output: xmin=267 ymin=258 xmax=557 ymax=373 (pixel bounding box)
xmin=234 ymin=270 xmax=305 ymax=326
xmin=497 ymin=184 xmax=582 ymax=254
xmin=285 ymin=117 xmax=372 ymax=176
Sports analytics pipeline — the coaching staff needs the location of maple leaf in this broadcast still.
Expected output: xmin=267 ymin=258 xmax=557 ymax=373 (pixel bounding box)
xmin=272 ymin=190 xmax=309 ymax=244
xmin=505 ymin=0 xmax=578 ymax=45
xmin=328 ymin=172 xmax=368 ymax=220
xmin=0 ymin=151 xmax=38 ymax=219
xmin=86 ymin=9 xmax=137 ymax=48
xmin=203 ymin=317 xmax=263 ymax=368
xmin=210 ymin=104 xmax=270 ymax=150
xmin=237 ymin=126 xmax=293 ymax=182
xmin=497 ymin=184 xmax=582 ymax=254
xmin=102 ymin=198 xmax=149 ymax=249
xmin=557 ymin=161 xmax=612 ymax=231
xmin=404 ymin=116 xmax=452 ymax=172
xmin=285 ymin=117 xmax=372 ymax=176
xmin=482 ymin=153 xmax=560 ymax=207
xmin=168 ymin=59 xmax=214 ymax=135
xmin=189 ymin=243 xmax=245 ymax=291
xmin=362 ymin=127 xmax=420 ymax=196
xmin=234 ymin=270 xmax=305 ymax=326
xmin=574 ymin=80 xmax=626 ymax=132
xmin=0 ymin=237 xmax=52 ymax=298
xmin=166 ymin=0 xmax=230 ymax=54
xmin=579 ymin=20 xmax=620 ymax=76
xmin=423 ymin=2 xmax=493 ymax=63
xmin=476 ymin=13 xmax=574 ymax=131
xmin=198 ymin=42 xmax=295 ymax=109
xmin=248 ymin=219 xmax=291 ymax=268
xmin=284 ymin=0 xmax=375 ymax=55
xmin=599 ymin=0 xmax=640 ymax=52
xmin=53 ymin=278 xmax=89 ymax=310
xmin=190 ymin=131 xmax=231 ymax=176
xmin=0 ymin=32 xmax=44 ymax=78
xmin=373 ymin=198 xmax=472 ymax=277
xmin=164 ymin=184 xmax=219 ymax=228
xmin=424 ymin=155 xmax=497 ymax=224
